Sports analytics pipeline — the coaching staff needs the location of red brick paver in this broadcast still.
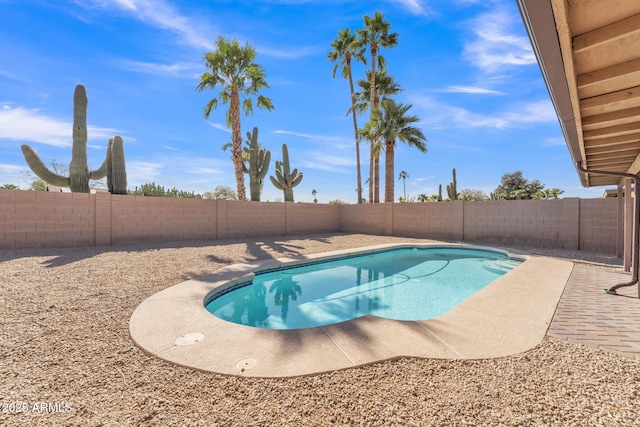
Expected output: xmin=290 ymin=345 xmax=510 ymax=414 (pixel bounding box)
xmin=548 ymin=264 xmax=640 ymax=360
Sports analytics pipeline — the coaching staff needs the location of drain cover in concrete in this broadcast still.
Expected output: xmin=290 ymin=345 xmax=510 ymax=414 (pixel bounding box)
xmin=175 ymin=333 xmax=204 ymax=346
xmin=236 ymin=358 xmax=257 ymax=371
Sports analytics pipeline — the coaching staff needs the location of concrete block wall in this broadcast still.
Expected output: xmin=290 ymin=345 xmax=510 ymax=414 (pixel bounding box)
xmin=224 ymin=201 xmax=285 ymax=238
xmin=0 ymin=189 xmax=622 ymax=254
xmin=0 ymin=190 xmax=96 ymax=248
xmin=110 ymin=195 xmax=217 ymax=245
xmin=579 ymin=198 xmax=618 ymax=253
xmin=339 ymin=204 xmax=387 ymax=235
xmin=463 ymin=199 xmax=569 ymax=248
xmin=288 ymin=203 xmax=339 ymax=235
xmin=392 ymin=202 xmax=454 ymax=239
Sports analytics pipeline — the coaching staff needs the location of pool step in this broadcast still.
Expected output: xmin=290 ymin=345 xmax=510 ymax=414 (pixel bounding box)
xmin=482 ymin=259 xmax=521 ymax=275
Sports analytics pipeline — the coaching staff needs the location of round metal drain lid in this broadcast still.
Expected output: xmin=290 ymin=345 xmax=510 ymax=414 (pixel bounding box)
xmin=175 ymin=332 xmax=204 ymax=346
xmin=236 ymin=358 xmax=257 ymax=371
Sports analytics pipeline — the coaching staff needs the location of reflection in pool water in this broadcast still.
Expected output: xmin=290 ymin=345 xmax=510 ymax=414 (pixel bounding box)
xmin=205 ymin=247 xmax=522 ymax=329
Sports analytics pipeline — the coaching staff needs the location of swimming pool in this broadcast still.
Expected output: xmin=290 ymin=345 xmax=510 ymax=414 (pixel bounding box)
xmin=205 ymin=247 xmax=523 ymax=329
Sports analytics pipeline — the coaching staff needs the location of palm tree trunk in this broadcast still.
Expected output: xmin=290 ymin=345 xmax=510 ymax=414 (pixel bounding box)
xmin=369 ymin=143 xmax=374 ymax=203
xmin=230 ymin=90 xmax=246 ymax=200
xmin=385 ymin=140 xmax=395 ymax=203
xmin=374 ymin=153 xmax=380 ymax=203
xmin=369 ymin=45 xmax=377 ymax=203
xmin=347 ymin=60 xmax=362 ymax=204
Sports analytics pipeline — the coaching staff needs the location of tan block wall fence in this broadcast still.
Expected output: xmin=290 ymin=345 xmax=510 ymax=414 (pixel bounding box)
xmin=0 ymin=189 xmax=619 ymax=253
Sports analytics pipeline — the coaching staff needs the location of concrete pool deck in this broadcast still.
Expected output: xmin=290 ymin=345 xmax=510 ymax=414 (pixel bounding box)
xmin=129 ymin=243 xmax=574 ymax=377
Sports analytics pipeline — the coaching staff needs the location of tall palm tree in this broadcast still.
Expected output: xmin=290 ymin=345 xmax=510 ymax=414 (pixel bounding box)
xmin=196 ymin=36 xmax=274 ymax=201
xmin=356 ymin=11 xmax=398 ymax=203
xmin=398 ymin=170 xmax=409 ymax=200
xmin=328 ymin=28 xmax=366 ymax=204
xmin=351 ymin=68 xmax=401 ymax=202
xmin=371 ymin=99 xmax=427 ymax=203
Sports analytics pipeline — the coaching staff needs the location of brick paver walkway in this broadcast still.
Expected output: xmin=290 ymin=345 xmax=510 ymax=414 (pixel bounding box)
xmin=548 ymin=263 xmax=640 ymax=361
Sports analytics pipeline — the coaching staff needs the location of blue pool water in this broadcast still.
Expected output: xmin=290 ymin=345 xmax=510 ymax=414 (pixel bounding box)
xmin=204 ymin=247 xmax=522 ymax=330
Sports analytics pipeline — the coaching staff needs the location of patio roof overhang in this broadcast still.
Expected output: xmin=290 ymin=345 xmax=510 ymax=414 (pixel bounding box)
xmin=517 ymin=0 xmax=640 ymax=187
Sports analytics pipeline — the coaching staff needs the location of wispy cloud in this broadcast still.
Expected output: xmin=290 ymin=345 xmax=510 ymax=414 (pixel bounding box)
xmin=116 ymin=59 xmax=199 ymax=77
xmin=255 ymin=44 xmax=321 ymax=59
xmin=74 ymin=0 xmax=214 ymax=49
xmin=387 ymin=0 xmax=431 ymax=16
xmin=463 ymin=8 xmax=536 ymax=72
xmin=540 ymin=137 xmax=565 ymax=147
xmin=125 ymin=160 xmax=163 ymax=185
xmin=410 ymin=95 xmax=555 ymax=130
xmin=441 ymin=85 xmax=503 ymax=95
xmin=207 ymin=122 xmax=230 ymax=133
xmin=274 ymin=129 xmax=354 ymax=151
xmin=0 ymin=105 xmax=120 ymax=148
xmin=301 ymin=151 xmax=354 ymax=172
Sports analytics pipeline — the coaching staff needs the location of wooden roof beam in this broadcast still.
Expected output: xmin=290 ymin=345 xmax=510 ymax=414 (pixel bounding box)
xmin=580 ymin=85 xmax=640 ymax=113
xmin=582 ymin=106 xmax=640 ymax=127
xmin=583 ymin=122 xmax=640 ymax=140
xmin=573 ymin=12 xmax=640 ymax=53
xmin=585 ymin=142 xmax=640 ymax=155
xmin=577 ymin=57 xmax=640 ymax=90
xmin=583 ymin=132 xmax=640 ymax=147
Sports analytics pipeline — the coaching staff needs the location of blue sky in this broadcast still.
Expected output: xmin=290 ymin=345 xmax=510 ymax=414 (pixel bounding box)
xmin=0 ymin=0 xmax=604 ymax=202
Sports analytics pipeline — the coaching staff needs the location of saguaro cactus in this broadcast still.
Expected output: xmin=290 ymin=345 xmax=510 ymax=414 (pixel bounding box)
xmin=270 ymin=144 xmax=303 ymax=202
xmin=20 ymin=84 xmax=126 ymax=193
xmin=446 ymin=168 xmax=458 ymax=200
xmin=106 ymin=136 xmax=127 ymax=194
xmin=437 ymin=184 xmax=443 ymax=202
xmin=242 ymin=127 xmax=270 ymax=201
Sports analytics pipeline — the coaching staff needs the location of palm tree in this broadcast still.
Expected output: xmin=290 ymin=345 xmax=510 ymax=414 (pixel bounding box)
xmin=311 ymin=188 xmax=318 ymax=203
xmin=417 ymin=193 xmax=429 ymax=202
xmin=196 ymin=36 xmax=274 ymax=201
xmin=356 ymin=11 xmax=398 ymax=203
xmin=351 ymin=69 xmax=401 ymax=202
xmin=371 ymin=99 xmax=427 ymax=203
xmin=329 ymin=28 xmax=366 ymax=204
xmin=398 ymin=170 xmax=409 ymax=200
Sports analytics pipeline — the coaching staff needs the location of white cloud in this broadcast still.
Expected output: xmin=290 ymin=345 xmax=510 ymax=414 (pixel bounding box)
xmin=301 ymin=151 xmax=354 ymax=172
xmin=75 ymin=0 xmax=214 ymax=49
xmin=387 ymin=0 xmax=431 ymax=15
xmin=255 ymin=44 xmax=321 ymax=60
xmin=207 ymin=122 xmax=231 ymax=133
xmin=116 ymin=59 xmax=199 ymax=77
xmin=463 ymin=9 xmax=536 ymax=72
xmin=125 ymin=160 xmax=163 ymax=185
xmin=0 ymin=105 xmax=120 ymax=148
xmin=441 ymin=85 xmax=503 ymax=95
xmin=410 ymin=95 xmax=555 ymax=130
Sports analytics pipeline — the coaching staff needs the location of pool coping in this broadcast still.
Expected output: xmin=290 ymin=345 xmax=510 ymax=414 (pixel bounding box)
xmin=129 ymin=242 xmax=574 ymax=378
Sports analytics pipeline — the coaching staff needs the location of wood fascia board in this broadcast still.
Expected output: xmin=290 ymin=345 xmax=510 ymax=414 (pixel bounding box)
xmin=573 ymin=12 xmax=640 ymax=53
xmin=551 ymin=0 xmax=587 ymax=164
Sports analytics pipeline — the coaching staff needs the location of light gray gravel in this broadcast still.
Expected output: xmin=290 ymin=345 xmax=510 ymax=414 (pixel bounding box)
xmin=1 ymin=233 xmax=638 ymax=426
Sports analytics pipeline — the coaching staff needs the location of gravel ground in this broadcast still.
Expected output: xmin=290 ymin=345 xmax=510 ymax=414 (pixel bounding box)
xmin=1 ymin=233 xmax=639 ymax=426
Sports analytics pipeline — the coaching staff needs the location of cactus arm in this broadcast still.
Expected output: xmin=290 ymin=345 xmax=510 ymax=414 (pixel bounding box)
xmin=291 ymin=173 xmax=303 ymax=187
xmin=20 ymin=145 xmax=70 ymax=188
xmin=270 ymin=175 xmax=285 ymax=190
xmin=90 ymin=158 xmax=108 ymax=180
